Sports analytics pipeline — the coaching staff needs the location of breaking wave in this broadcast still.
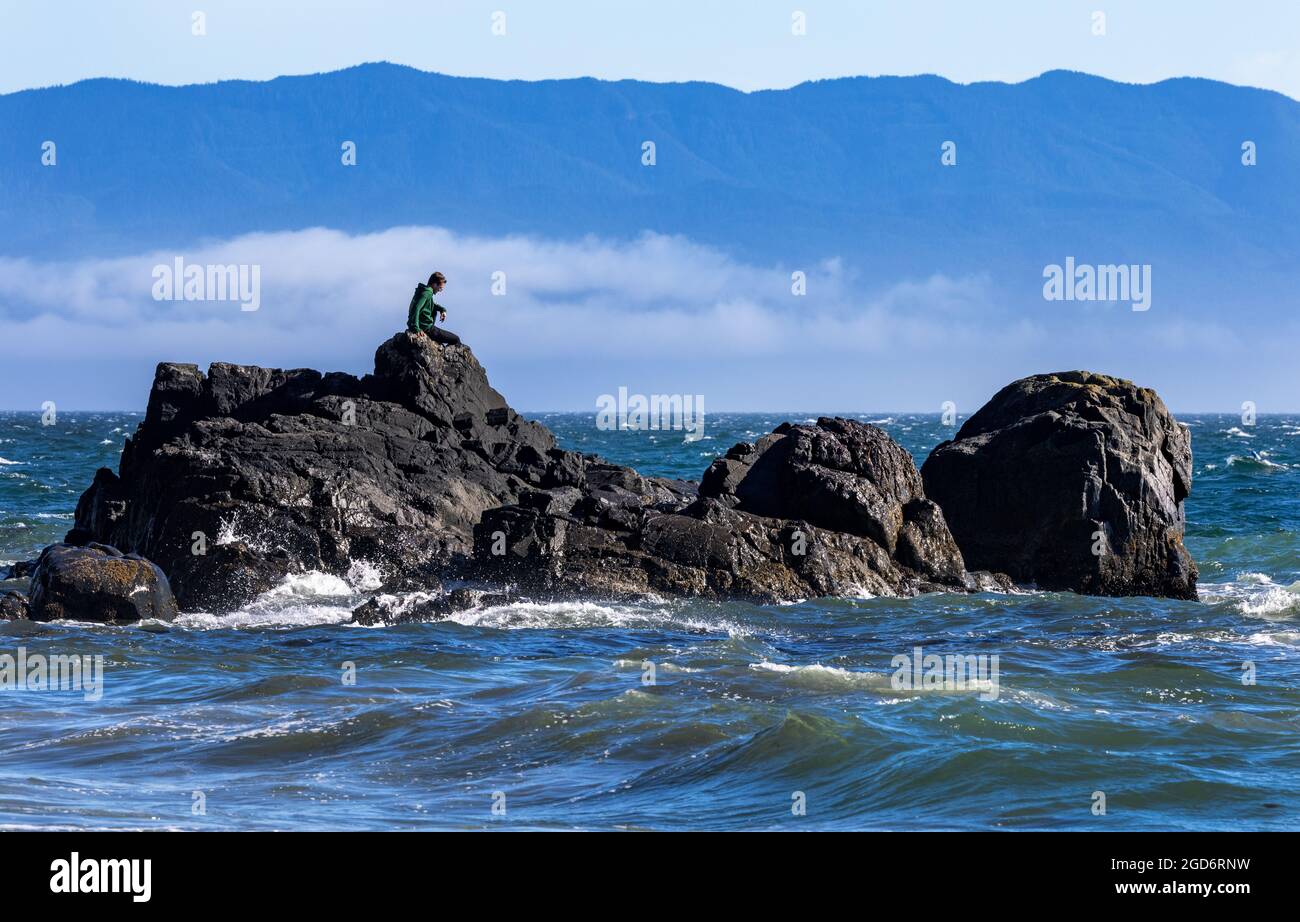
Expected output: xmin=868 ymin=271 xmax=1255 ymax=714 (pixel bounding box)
xmin=1225 ymin=452 xmax=1288 ymax=471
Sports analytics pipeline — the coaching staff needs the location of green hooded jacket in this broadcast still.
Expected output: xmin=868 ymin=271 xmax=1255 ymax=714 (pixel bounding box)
xmin=406 ymin=283 xmax=445 ymax=333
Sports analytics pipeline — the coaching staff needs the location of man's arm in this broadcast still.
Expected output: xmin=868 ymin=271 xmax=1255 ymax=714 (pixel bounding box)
xmin=432 ymin=298 xmax=447 ymax=322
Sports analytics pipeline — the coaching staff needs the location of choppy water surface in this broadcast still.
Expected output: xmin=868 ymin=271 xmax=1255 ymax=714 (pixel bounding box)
xmin=1 ymin=411 xmax=1298 ymax=830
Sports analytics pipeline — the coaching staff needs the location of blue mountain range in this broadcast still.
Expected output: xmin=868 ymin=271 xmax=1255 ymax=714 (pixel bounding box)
xmin=2 ymin=62 xmax=1297 ymax=297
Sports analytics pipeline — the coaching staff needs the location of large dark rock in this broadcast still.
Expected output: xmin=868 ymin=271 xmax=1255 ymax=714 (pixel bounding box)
xmin=28 ymin=543 xmax=178 ymax=622
xmin=701 ymin=417 xmax=967 ymax=584
xmin=472 ymin=417 xmax=973 ymax=603
xmin=921 ymin=371 xmax=1197 ymax=599
xmin=67 ymin=333 xmax=675 ymax=611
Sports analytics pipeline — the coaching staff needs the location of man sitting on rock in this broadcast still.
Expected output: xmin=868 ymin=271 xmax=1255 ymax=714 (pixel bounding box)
xmin=406 ymin=271 xmax=461 ymax=345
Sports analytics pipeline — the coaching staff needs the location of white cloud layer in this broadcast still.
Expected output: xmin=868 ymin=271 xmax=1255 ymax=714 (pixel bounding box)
xmin=0 ymin=226 xmax=1293 ymax=411
xmin=0 ymin=226 xmax=1014 ymax=353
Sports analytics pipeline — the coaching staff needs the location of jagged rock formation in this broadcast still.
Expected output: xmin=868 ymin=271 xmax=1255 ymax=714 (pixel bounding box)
xmin=66 ymin=340 xmax=1195 ymax=617
xmin=701 ymin=418 xmax=967 ymax=584
xmin=920 ymin=371 xmax=1198 ymax=599
xmin=470 ymin=417 xmax=977 ymax=603
xmin=67 ymin=334 xmax=693 ymax=611
xmin=67 ymin=334 xmax=980 ymax=615
xmin=28 ymin=543 xmax=178 ymax=622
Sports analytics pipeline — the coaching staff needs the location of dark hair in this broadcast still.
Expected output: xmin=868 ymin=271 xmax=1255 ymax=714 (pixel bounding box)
xmin=428 ymin=272 xmax=446 ymax=287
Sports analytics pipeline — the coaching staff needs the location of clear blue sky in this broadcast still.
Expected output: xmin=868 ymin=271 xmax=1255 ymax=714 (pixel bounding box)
xmin=1 ymin=0 xmax=1297 ymax=98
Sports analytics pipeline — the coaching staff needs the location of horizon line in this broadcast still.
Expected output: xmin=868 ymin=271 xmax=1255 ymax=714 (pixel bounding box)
xmin=4 ymin=407 xmax=1297 ymax=417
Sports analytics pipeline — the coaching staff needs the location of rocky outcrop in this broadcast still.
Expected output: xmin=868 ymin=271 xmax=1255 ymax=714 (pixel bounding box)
xmin=28 ymin=543 xmax=179 ymax=622
xmin=69 ymin=338 xmax=1194 ymax=610
xmin=68 ymin=334 xmax=982 ymax=612
xmin=920 ymin=371 xmax=1197 ymax=599
xmin=701 ymin=418 xmax=967 ymax=583
xmin=67 ymin=334 xmax=594 ymax=611
xmin=471 ymin=417 xmax=975 ymax=602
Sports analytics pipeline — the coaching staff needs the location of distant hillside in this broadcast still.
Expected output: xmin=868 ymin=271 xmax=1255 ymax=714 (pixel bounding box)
xmin=2 ymin=63 xmax=1298 ymax=299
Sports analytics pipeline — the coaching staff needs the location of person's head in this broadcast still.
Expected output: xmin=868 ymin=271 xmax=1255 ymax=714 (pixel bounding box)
xmin=428 ymin=271 xmax=447 ymax=293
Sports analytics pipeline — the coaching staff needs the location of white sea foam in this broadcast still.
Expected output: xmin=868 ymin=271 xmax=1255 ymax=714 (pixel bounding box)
xmin=747 ymin=659 xmax=1011 ymax=700
xmin=1243 ymin=630 xmax=1300 ymax=647
xmin=171 ymin=568 xmax=754 ymax=635
xmin=1226 ymin=452 xmax=1288 ymax=471
xmin=176 ymin=570 xmax=360 ymax=629
xmin=0 ymin=456 xmax=23 ymax=465
xmin=177 ymin=602 xmax=355 ymax=630
xmin=1200 ymin=574 xmax=1300 ymax=618
xmin=1237 ymin=584 xmax=1300 ymax=616
xmin=748 ymin=660 xmax=893 ymax=692
xmin=272 ymin=571 xmax=353 ymax=597
xmin=447 ymin=598 xmax=752 ymax=636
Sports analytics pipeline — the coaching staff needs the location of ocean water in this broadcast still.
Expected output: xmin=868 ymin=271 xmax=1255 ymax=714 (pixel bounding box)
xmin=1 ymin=411 xmax=1298 ymax=831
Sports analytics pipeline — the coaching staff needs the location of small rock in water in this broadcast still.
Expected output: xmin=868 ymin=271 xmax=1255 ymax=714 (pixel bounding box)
xmin=351 ymin=587 xmax=507 ymax=626
xmin=0 ymin=590 xmax=30 ymax=621
xmin=1 ymin=559 xmax=38 ymax=582
xmin=28 ymin=543 xmax=179 ymax=623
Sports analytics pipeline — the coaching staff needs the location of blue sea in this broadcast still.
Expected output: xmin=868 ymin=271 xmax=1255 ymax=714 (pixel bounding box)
xmin=1 ymin=411 xmax=1298 ymax=830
